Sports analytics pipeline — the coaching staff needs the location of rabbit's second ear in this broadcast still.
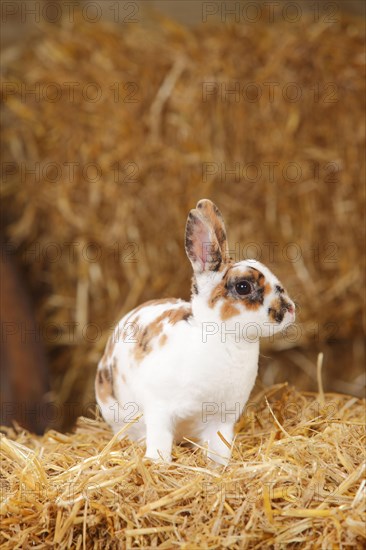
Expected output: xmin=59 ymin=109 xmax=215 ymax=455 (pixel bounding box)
xmin=185 ymin=210 xmax=222 ymax=273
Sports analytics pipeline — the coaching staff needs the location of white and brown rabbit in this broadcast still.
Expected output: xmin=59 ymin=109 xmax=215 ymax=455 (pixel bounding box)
xmin=96 ymin=199 xmax=295 ymax=465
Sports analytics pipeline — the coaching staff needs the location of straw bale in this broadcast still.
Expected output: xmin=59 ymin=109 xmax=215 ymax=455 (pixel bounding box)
xmin=1 ymin=384 xmax=365 ymax=548
xmin=1 ymin=11 xmax=365 ymax=426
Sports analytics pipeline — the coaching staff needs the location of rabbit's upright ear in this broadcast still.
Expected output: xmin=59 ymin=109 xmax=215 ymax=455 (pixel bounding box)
xmin=185 ymin=210 xmax=222 ymax=273
xmin=196 ymin=199 xmax=230 ymax=262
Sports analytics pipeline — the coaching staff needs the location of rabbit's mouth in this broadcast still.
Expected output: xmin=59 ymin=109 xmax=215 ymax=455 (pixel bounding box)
xmin=283 ymin=307 xmax=296 ymax=325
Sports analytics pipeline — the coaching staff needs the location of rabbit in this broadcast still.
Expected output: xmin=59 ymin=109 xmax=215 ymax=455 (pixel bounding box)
xmin=95 ymin=199 xmax=295 ymax=465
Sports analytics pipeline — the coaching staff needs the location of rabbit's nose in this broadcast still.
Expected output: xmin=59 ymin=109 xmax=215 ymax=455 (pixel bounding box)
xmin=287 ymin=304 xmax=295 ymax=314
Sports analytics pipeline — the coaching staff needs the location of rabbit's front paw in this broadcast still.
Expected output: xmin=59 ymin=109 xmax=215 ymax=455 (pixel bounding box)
xmin=144 ymin=415 xmax=174 ymax=463
xmin=202 ymin=422 xmax=234 ymax=467
xmin=144 ymin=450 xmax=172 ymax=463
xmin=207 ymin=450 xmax=230 ymax=467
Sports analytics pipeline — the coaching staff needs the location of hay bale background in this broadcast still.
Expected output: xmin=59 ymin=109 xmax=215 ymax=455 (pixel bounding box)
xmin=1 ymin=383 xmax=365 ymax=548
xmin=1 ymin=10 xmax=365 ymax=428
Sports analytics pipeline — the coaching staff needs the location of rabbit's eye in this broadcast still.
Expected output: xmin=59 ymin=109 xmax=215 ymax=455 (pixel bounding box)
xmin=235 ymin=280 xmax=252 ymax=295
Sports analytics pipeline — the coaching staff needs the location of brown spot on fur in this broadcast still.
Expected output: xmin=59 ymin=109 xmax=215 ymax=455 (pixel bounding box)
xmin=133 ymin=305 xmax=192 ymax=362
xmin=121 ymin=374 xmax=126 ymax=383
xmin=125 ymin=298 xmax=180 ymax=325
xmin=220 ymin=302 xmax=240 ymax=320
xmin=95 ymin=360 xmax=115 ymax=404
xmin=209 ymin=280 xmax=226 ymax=307
xmin=268 ymin=298 xmax=282 ymax=322
xmin=208 ymin=264 xmax=233 ymax=307
xmin=216 ymin=258 xmax=227 ymax=272
xmin=164 ymin=307 xmax=192 ymax=325
xmin=191 ymin=276 xmax=198 ymax=295
xmin=103 ymin=366 xmax=112 ymax=383
xmin=243 ymin=300 xmax=262 ymax=311
xmin=159 ymin=334 xmax=168 ymax=347
xmin=268 ymin=296 xmax=291 ymax=323
xmin=105 ymin=334 xmax=115 ymax=360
